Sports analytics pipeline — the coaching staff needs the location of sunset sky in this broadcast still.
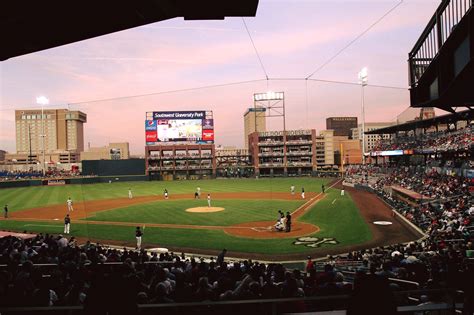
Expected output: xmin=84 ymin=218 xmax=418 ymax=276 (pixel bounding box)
xmin=0 ymin=0 xmax=443 ymax=155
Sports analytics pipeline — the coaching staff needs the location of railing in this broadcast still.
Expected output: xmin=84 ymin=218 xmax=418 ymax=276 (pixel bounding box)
xmin=0 ymin=289 xmax=463 ymax=315
xmin=409 ymin=0 xmax=472 ymax=86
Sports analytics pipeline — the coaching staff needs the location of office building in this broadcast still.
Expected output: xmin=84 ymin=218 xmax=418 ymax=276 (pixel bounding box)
xmin=81 ymin=142 xmax=130 ymax=160
xmin=6 ymin=109 xmax=87 ymax=164
xmin=326 ymin=117 xmax=358 ymax=137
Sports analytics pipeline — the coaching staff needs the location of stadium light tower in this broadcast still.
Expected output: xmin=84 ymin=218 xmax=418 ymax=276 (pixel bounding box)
xmin=36 ymin=96 xmax=49 ymax=176
xmin=358 ymin=68 xmax=368 ymax=164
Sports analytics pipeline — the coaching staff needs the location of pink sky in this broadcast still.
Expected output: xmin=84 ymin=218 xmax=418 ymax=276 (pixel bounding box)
xmin=0 ymin=0 xmax=445 ymax=155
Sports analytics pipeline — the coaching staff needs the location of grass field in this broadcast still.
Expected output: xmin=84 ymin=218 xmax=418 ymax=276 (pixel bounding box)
xmin=0 ymin=178 xmax=373 ymax=258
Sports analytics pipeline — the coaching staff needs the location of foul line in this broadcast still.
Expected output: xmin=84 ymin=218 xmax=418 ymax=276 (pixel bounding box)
xmin=291 ymin=179 xmax=342 ymax=217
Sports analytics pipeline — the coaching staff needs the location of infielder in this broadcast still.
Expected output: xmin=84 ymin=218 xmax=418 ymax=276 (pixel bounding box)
xmin=197 ymin=187 xmax=201 ymax=199
xmin=207 ymin=193 xmax=211 ymax=207
xmin=66 ymin=197 xmax=74 ymax=212
xmin=341 ymin=189 xmax=345 ymax=196
xmin=290 ymin=185 xmax=295 ymax=195
xmin=164 ymin=189 xmax=169 ymax=200
xmin=64 ymin=214 xmax=71 ymax=234
xmin=128 ymin=188 xmax=133 ymax=199
xmin=135 ymin=226 xmax=143 ymax=250
xmin=301 ymin=187 xmax=305 ymax=199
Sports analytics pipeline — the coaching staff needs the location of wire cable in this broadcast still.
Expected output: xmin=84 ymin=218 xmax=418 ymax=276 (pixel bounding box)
xmin=305 ymin=0 xmax=404 ymax=79
xmin=0 ymin=78 xmax=406 ymax=112
xmin=242 ymin=17 xmax=269 ymax=80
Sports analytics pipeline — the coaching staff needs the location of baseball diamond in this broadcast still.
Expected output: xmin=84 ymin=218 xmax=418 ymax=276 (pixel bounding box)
xmin=0 ymin=177 xmax=418 ymax=260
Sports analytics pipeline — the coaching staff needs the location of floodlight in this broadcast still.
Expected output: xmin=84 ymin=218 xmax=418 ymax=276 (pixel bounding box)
xmin=36 ymin=96 xmax=49 ymax=105
xmin=358 ymin=67 xmax=368 ymax=86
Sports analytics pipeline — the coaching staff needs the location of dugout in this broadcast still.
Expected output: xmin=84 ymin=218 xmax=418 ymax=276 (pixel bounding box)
xmin=82 ymin=159 xmax=145 ymax=176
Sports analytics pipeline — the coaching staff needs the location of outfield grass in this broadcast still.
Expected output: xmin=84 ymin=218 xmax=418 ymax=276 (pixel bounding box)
xmin=0 ymin=178 xmax=329 ymax=212
xmin=85 ymin=199 xmax=305 ymax=226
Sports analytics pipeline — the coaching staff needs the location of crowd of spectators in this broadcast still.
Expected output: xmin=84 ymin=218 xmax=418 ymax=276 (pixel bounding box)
xmin=342 ymin=164 xmax=474 ymax=313
xmin=0 ymin=231 xmax=437 ymax=314
xmin=0 ymin=168 xmax=84 ymax=181
xmin=372 ymin=125 xmax=473 ymax=152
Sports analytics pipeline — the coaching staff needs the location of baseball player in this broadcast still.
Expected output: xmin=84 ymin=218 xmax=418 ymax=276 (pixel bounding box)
xmin=64 ymin=214 xmax=71 ymax=234
xmin=301 ymin=187 xmax=305 ymax=199
xmin=4 ymin=204 xmax=8 ymax=219
xmin=197 ymin=187 xmax=201 ymax=199
xmin=341 ymin=188 xmax=345 ymax=196
xmin=66 ymin=197 xmax=74 ymax=212
xmin=128 ymin=188 xmax=133 ymax=199
xmin=290 ymin=185 xmax=295 ymax=195
xmin=207 ymin=193 xmax=211 ymax=207
xmin=164 ymin=189 xmax=169 ymax=200
xmin=135 ymin=226 xmax=143 ymax=250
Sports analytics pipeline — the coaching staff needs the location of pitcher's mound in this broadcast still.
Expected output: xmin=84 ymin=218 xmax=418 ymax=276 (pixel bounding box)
xmin=186 ymin=207 xmax=225 ymax=213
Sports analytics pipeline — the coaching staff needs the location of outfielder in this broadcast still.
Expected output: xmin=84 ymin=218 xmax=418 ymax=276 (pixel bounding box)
xmin=207 ymin=193 xmax=211 ymax=207
xmin=128 ymin=188 xmax=133 ymax=199
xmin=66 ymin=197 xmax=74 ymax=212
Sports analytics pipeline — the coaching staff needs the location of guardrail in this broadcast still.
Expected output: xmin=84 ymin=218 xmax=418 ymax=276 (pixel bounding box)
xmin=0 ymin=289 xmax=463 ymax=314
xmin=409 ymin=0 xmax=472 ymax=86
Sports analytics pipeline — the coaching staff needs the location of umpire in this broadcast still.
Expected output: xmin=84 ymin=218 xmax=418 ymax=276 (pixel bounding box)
xmin=285 ymin=211 xmax=292 ymax=232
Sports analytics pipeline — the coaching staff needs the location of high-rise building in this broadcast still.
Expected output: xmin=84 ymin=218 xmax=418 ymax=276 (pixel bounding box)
xmin=243 ymin=107 xmax=266 ymax=149
xmin=326 ymin=117 xmax=358 ymax=137
xmin=7 ymin=109 xmax=87 ymax=164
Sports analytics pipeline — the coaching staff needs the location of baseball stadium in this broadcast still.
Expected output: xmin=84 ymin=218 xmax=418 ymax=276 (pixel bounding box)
xmin=1 ymin=1 xmax=474 ymax=314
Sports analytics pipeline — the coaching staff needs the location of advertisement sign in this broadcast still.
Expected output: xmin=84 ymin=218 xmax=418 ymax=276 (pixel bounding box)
xmin=202 ymin=130 xmax=214 ymax=141
xmin=145 ymin=120 xmax=157 ymax=131
xmin=44 ymin=179 xmax=67 ymax=186
xmin=152 ymin=111 xmax=205 ymax=120
xmin=203 ymin=119 xmax=214 ymax=130
xmin=145 ymin=110 xmax=214 ymax=144
xmin=146 ymin=130 xmax=157 ymax=142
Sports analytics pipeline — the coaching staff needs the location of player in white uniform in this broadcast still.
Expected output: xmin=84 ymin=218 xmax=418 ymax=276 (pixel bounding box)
xmin=207 ymin=194 xmax=211 ymax=207
xmin=67 ymin=197 xmax=74 ymax=212
xmin=290 ymin=185 xmax=295 ymax=195
xmin=301 ymin=187 xmax=305 ymax=199
xmin=197 ymin=187 xmax=201 ymax=199
xmin=128 ymin=188 xmax=133 ymax=199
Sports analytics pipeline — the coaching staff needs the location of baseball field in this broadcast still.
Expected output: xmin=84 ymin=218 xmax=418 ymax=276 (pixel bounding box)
xmin=0 ymin=177 xmax=418 ymax=260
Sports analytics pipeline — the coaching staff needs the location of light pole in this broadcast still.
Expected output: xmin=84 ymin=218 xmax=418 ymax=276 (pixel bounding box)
xmin=36 ymin=96 xmax=49 ymax=176
xmin=358 ymin=68 xmax=368 ymax=165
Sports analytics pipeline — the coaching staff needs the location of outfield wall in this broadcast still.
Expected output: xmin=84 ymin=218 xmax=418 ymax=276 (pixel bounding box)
xmin=82 ymin=159 xmax=145 ymax=176
xmin=0 ymin=175 xmax=149 ymax=189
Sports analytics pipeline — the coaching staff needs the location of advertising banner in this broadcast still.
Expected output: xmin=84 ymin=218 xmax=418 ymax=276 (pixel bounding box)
xmin=152 ymin=111 xmax=205 ymax=120
xmin=202 ymin=130 xmax=214 ymax=141
xmin=203 ymin=119 xmax=214 ymax=130
xmin=145 ymin=120 xmax=157 ymax=131
xmin=146 ymin=130 xmax=158 ymax=142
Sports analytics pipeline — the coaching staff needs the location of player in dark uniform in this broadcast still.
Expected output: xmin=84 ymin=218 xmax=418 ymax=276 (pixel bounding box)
xmin=285 ymin=211 xmax=292 ymax=232
xmin=4 ymin=204 xmax=8 ymax=219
